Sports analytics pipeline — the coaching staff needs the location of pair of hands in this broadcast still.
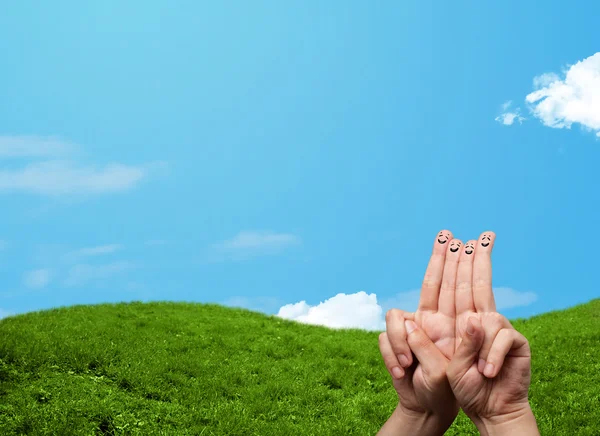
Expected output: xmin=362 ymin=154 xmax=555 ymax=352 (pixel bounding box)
xmin=378 ymin=230 xmax=539 ymax=435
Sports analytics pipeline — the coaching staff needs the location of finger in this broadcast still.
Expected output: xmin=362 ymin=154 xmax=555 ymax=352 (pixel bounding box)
xmin=476 ymin=313 xmax=513 ymax=372
xmin=404 ymin=320 xmax=448 ymax=381
xmin=384 ymin=308 xmax=415 ymax=322
xmin=481 ymin=328 xmax=531 ymax=378
xmin=438 ymin=238 xmax=462 ymax=317
xmin=419 ymin=229 xmax=453 ymax=312
xmin=447 ymin=317 xmax=484 ymax=384
xmin=378 ymin=332 xmax=405 ymax=380
xmin=385 ymin=309 xmax=414 ymax=368
xmin=473 ymin=231 xmax=497 ymax=312
xmin=455 ymin=240 xmax=476 ymax=315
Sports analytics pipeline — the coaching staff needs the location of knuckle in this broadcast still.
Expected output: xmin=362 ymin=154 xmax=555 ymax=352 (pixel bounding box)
xmin=440 ymin=280 xmax=456 ymax=293
xmin=456 ymin=281 xmax=471 ymax=292
xmin=421 ymin=278 xmax=438 ymax=291
xmin=383 ymin=356 xmax=398 ymax=371
xmin=473 ymin=279 xmax=489 ymax=291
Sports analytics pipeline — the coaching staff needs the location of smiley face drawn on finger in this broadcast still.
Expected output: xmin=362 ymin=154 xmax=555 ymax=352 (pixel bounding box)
xmin=450 ymin=240 xmax=461 ymax=253
xmin=464 ymin=242 xmax=475 ymax=255
xmin=481 ymin=234 xmax=492 ymax=247
xmin=437 ymin=231 xmax=451 ymax=244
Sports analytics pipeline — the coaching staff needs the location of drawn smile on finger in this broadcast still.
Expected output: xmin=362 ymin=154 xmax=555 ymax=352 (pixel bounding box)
xmin=465 ymin=242 xmax=474 ymax=255
xmin=481 ymin=234 xmax=492 ymax=247
xmin=450 ymin=241 xmax=461 ymax=253
xmin=437 ymin=231 xmax=451 ymax=244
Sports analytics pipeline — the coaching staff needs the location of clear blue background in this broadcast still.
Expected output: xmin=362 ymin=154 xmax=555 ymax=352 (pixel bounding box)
xmin=1 ymin=1 xmax=598 ymax=322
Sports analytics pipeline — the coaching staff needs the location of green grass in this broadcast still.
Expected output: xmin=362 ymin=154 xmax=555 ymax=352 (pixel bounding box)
xmin=0 ymin=299 xmax=599 ymax=435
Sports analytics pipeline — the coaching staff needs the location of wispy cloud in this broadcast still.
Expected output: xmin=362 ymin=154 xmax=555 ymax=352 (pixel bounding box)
xmin=74 ymin=244 xmax=123 ymax=256
xmin=63 ymin=261 xmax=135 ymax=287
xmin=0 ymin=160 xmax=150 ymax=196
xmin=493 ymin=287 xmax=538 ymax=310
xmin=0 ymin=135 xmax=167 ymax=196
xmin=525 ymin=52 xmax=600 ymax=137
xmin=212 ymin=230 xmax=301 ymax=260
xmin=277 ymin=287 xmax=538 ymax=331
xmin=23 ymin=268 xmax=53 ymax=289
xmin=495 ymin=101 xmax=526 ymax=126
xmin=0 ymin=135 xmax=76 ymax=158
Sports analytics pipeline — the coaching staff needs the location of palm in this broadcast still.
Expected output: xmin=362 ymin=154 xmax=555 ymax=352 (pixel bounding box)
xmin=416 ymin=310 xmax=455 ymax=360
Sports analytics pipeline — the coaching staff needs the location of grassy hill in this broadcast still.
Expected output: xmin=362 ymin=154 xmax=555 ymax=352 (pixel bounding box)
xmin=0 ymin=299 xmax=598 ymax=435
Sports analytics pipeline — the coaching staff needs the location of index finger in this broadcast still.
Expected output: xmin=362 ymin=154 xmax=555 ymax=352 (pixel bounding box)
xmin=418 ymin=229 xmax=453 ymax=312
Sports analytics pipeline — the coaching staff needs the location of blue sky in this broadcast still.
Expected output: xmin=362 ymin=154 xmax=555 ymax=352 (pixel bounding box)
xmin=1 ymin=2 xmax=599 ymax=331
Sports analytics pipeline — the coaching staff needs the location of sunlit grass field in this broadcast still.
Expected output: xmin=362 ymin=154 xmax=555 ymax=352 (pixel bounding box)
xmin=0 ymin=299 xmax=599 ymax=435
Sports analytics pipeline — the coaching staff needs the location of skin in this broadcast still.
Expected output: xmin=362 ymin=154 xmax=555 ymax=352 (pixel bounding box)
xmin=378 ymin=230 xmax=539 ymax=436
xmin=447 ymin=233 xmax=538 ymax=433
xmin=378 ymin=229 xmax=462 ymax=433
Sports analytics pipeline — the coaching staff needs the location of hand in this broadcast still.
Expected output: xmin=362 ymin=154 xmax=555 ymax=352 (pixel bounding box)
xmin=378 ymin=230 xmax=463 ymax=434
xmin=446 ymin=232 xmax=539 ymax=435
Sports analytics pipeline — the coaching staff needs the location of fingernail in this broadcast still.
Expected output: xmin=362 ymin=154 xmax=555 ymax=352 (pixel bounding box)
xmin=404 ymin=320 xmax=417 ymax=334
xmin=398 ymin=354 xmax=409 ymax=367
xmin=478 ymin=358 xmax=486 ymax=373
xmin=392 ymin=367 xmax=404 ymax=379
xmin=484 ymin=362 xmax=495 ymax=377
xmin=467 ymin=318 xmax=475 ymax=335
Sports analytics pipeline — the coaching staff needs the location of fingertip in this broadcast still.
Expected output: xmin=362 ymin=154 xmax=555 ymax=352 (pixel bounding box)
xmin=392 ymin=366 xmax=404 ymax=379
xmin=462 ymin=317 xmax=484 ymax=350
xmin=466 ymin=316 xmax=482 ymax=336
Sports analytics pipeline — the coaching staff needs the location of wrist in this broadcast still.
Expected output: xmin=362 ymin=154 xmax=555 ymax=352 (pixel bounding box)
xmin=472 ymin=404 xmax=539 ymax=436
xmin=377 ymin=404 xmax=455 ymax=436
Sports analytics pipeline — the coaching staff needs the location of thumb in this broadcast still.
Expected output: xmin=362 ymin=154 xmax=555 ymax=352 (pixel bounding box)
xmin=447 ymin=317 xmax=484 ymax=383
xmin=404 ymin=320 xmax=448 ymax=380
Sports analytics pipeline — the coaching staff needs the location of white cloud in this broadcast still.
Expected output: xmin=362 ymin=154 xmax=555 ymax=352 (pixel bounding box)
xmin=213 ymin=231 xmax=300 ymax=260
xmin=23 ymin=268 xmax=53 ymax=289
xmin=277 ymin=288 xmax=538 ymax=332
xmin=0 ymin=135 xmax=76 ymax=158
xmin=277 ymin=291 xmax=385 ymax=331
xmin=75 ymin=244 xmax=123 ymax=256
xmin=0 ymin=135 xmax=167 ymax=196
xmin=63 ymin=261 xmax=134 ymax=287
xmin=493 ymin=287 xmax=538 ymax=310
xmin=0 ymin=160 xmax=151 ymax=196
xmin=495 ymin=101 xmax=526 ymax=126
xmin=525 ymin=52 xmax=600 ymax=136
xmin=495 ymin=112 xmax=526 ymax=126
